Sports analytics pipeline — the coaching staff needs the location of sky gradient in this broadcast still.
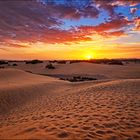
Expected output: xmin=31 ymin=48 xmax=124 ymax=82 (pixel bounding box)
xmin=0 ymin=0 xmax=140 ymax=60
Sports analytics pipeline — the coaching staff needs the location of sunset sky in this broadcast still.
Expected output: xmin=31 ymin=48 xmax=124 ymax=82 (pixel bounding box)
xmin=0 ymin=0 xmax=140 ymax=60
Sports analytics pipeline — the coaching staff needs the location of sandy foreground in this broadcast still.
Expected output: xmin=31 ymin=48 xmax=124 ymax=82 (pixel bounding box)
xmin=0 ymin=62 xmax=140 ymax=139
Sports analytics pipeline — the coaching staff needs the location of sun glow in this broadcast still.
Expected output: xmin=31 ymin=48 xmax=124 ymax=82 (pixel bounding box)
xmin=86 ymin=55 xmax=93 ymax=60
xmin=84 ymin=52 xmax=94 ymax=60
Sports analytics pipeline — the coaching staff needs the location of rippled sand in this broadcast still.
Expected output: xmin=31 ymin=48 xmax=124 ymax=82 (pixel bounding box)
xmin=0 ymin=64 xmax=140 ymax=139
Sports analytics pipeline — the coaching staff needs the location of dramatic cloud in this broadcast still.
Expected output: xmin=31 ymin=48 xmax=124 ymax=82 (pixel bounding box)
xmin=78 ymin=17 xmax=132 ymax=37
xmin=0 ymin=0 xmax=99 ymax=44
xmin=0 ymin=1 xmax=61 ymax=42
xmin=0 ymin=0 xmax=139 ymax=46
xmin=44 ymin=1 xmax=100 ymax=19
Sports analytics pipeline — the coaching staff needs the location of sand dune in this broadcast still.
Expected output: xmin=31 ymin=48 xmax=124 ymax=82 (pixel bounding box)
xmin=0 ymin=68 xmax=140 ymax=139
xmin=0 ymin=68 xmax=68 ymax=114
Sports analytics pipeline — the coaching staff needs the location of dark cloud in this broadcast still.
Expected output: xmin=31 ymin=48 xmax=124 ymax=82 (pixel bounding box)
xmin=93 ymin=0 xmax=117 ymax=17
xmin=44 ymin=1 xmax=99 ymax=19
xmin=0 ymin=0 xmax=99 ymax=45
xmin=0 ymin=1 xmax=62 ymax=43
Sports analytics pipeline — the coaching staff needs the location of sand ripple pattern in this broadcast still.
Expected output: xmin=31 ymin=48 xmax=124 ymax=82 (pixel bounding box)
xmin=0 ymin=69 xmax=140 ymax=140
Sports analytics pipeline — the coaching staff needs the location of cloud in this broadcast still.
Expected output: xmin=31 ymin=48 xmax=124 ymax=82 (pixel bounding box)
xmin=130 ymin=7 xmax=138 ymax=14
xmin=104 ymin=30 xmax=126 ymax=37
xmin=0 ymin=0 xmax=99 ymax=45
xmin=0 ymin=41 xmax=30 ymax=49
xmin=94 ymin=0 xmax=140 ymax=17
xmin=93 ymin=0 xmax=117 ymax=17
xmin=134 ymin=17 xmax=140 ymax=30
xmin=42 ymin=2 xmax=82 ymax=20
xmin=78 ymin=17 xmax=132 ymax=37
xmin=0 ymin=0 xmax=139 ymax=46
xmin=0 ymin=1 xmax=61 ymax=42
xmin=44 ymin=1 xmax=100 ymax=19
xmin=112 ymin=0 xmax=140 ymax=6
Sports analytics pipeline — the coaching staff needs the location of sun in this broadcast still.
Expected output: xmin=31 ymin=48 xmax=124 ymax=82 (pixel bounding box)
xmin=82 ymin=50 xmax=95 ymax=60
xmin=85 ymin=54 xmax=94 ymax=60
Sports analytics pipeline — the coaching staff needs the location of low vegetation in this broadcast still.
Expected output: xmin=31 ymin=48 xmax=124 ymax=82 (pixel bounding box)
xmin=0 ymin=66 xmax=5 ymax=69
xmin=46 ymin=63 xmax=55 ymax=69
xmin=25 ymin=60 xmax=43 ymax=64
xmin=69 ymin=59 xmax=124 ymax=65
xmin=12 ymin=63 xmax=18 ymax=66
xmin=60 ymin=76 xmax=97 ymax=82
xmin=0 ymin=61 xmax=8 ymax=65
xmin=50 ymin=59 xmax=140 ymax=65
xmin=108 ymin=60 xmax=123 ymax=65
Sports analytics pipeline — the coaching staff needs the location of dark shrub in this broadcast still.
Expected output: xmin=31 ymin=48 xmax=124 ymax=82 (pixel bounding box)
xmin=13 ymin=63 xmax=17 ymax=66
xmin=46 ymin=63 xmax=55 ymax=69
xmin=49 ymin=60 xmax=57 ymax=63
xmin=0 ymin=66 xmax=4 ymax=69
xmin=25 ymin=59 xmax=43 ymax=64
xmin=0 ymin=61 xmax=8 ymax=65
xmin=69 ymin=60 xmax=81 ymax=64
xmin=60 ymin=76 xmax=97 ymax=82
xmin=108 ymin=60 xmax=123 ymax=65
xmin=57 ymin=60 xmax=66 ymax=64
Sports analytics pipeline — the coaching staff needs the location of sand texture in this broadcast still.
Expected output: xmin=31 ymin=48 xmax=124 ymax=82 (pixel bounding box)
xmin=0 ymin=63 xmax=140 ymax=139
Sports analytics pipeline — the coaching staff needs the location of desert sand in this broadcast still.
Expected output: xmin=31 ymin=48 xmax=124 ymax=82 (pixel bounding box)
xmin=0 ymin=62 xmax=140 ymax=139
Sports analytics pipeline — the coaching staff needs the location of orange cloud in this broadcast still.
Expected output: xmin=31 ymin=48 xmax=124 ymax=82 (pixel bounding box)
xmin=78 ymin=17 xmax=131 ymax=38
xmin=134 ymin=17 xmax=140 ymax=31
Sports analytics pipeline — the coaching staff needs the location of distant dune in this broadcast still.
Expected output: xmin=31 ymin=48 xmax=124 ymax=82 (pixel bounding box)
xmin=3 ymin=61 xmax=140 ymax=80
xmin=0 ymin=66 xmax=140 ymax=139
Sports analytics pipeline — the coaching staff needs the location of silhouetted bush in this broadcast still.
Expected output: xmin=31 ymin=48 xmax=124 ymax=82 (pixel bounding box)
xmin=70 ymin=60 xmax=81 ymax=64
xmin=25 ymin=59 xmax=43 ymax=64
xmin=46 ymin=63 xmax=55 ymax=69
xmin=0 ymin=61 xmax=8 ymax=65
xmin=0 ymin=66 xmax=4 ymax=69
xmin=68 ymin=59 xmax=126 ymax=65
xmin=13 ymin=63 xmax=17 ymax=66
xmin=108 ymin=60 xmax=123 ymax=65
xmin=57 ymin=60 xmax=66 ymax=64
xmin=60 ymin=76 xmax=97 ymax=82
xmin=49 ymin=60 xmax=57 ymax=63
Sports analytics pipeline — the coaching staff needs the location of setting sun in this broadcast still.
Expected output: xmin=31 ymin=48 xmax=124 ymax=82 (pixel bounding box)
xmin=85 ymin=54 xmax=93 ymax=60
xmin=83 ymin=50 xmax=95 ymax=60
